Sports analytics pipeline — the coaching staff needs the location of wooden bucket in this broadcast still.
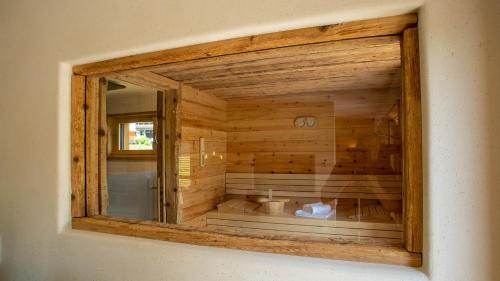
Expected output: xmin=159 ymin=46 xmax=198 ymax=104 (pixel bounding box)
xmin=263 ymin=200 xmax=286 ymax=215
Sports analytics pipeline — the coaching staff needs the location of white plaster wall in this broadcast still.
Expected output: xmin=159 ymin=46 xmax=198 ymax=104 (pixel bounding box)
xmin=0 ymin=0 xmax=498 ymax=280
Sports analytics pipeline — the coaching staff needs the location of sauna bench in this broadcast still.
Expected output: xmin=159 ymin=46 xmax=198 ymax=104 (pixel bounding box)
xmin=206 ymin=207 xmax=403 ymax=247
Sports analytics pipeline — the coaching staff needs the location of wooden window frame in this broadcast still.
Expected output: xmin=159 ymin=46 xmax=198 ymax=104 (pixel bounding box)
xmin=107 ymin=111 xmax=157 ymax=160
xmin=70 ymin=13 xmax=422 ymax=267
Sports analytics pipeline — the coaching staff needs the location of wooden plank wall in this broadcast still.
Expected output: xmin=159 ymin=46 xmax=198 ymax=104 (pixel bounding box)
xmin=225 ymin=173 xmax=402 ymax=200
xmin=226 ymin=92 xmax=400 ymax=175
xmin=179 ymin=85 xmax=227 ymax=222
xmin=226 ymin=93 xmax=335 ymax=174
xmin=336 ymin=118 xmax=400 ymax=175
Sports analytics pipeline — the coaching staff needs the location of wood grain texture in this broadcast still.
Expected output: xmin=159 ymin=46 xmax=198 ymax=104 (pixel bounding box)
xmin=73 ymin=216 xmax=421 ymax=267
xmin=71 ymin=14 xmax=422 ymax=265
xmin=154 ymin=36 xmax=401 ymax=99
xmin=226 ymin=91 xmax=401 ymax=175
xmin=179 ymin=85 xmax=227 ymax=222
xmin=402 ymin=27 xmax=423 ymax=253
xmin=157 ymin=91 xmax=166 ymax=222
xmin=108 ymin=70 xmax=179 ymax=90
xmin=98 ymin=78 xmax=109 ymax=215
xmin=85 ymin=77 xmax=100 ymax=216
xmin=71 ymin=75 xmax=86 ymax=217
xmin=181 ymin=84 xmax=227 ymax=131
xmin=73 ymin=14 xmax=416 ymax=76
xmin=206 ymin=211 xmax=403 ymax=245
xmin=166 ymin=88 xmax=182 ymax=223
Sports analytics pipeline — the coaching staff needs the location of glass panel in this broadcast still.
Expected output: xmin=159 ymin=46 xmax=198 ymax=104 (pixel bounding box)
xmin=118 ymin=121 xmax=154 ymax=150
xmin=182 ymin=88 xmax=403 ymax=247
xmin=100 ymin=35 xmax=406 ymax=248
xmin=171 ymin=36 xmax=403 ymax=248
xmin=104 ymin=78 xmax=158 ymax=221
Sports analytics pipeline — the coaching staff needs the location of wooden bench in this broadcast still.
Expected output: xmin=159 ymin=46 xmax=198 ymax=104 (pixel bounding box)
xmin=206 ymin=209 xmax=403 ymax=246
xmin=204 ymin=173 xmax=403 ymax=246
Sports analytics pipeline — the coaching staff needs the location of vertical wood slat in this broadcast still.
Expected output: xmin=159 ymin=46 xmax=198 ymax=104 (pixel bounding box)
xmin=402 ymin=27 xmax=423 ymax=253
xmin=165 ymin=86 xmax=182 ymax=223
xmin=71 ymin=75 xmax=86 ymax=217
xmin=98 ymin=78 xmax=109 ymax=215
xmin=157 ymin=90 xmax=166 ymax=222
xmin=85 ymin=77 xmax=100 ymax=216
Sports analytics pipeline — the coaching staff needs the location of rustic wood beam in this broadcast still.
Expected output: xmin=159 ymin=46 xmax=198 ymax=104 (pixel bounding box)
xmin=98 ymin=78 xmax=109 ymax=215
xmin=108 ymin=70 xmax=179 ymax=90
xmin=71 ymin=75 xmax=86 ymax=217
xmin=165 ymin=86 xmax=182 ymax=223
xmin=402 ymin=27 xmax=423 ymax=253
xmin=73 ymin=216 xmax=422 ymax=267
xmin=85 ymin=77 xmax=100 ymax=216
xmin=73 ymin=14 xmax=417 ymax=76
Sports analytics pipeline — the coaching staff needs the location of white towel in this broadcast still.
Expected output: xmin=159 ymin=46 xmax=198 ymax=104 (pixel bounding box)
xmin=302 ymin=202 xmax=331 ymax=215
xmin=295 ymin=202 xmax=334 ymax=219
xmin=295 ymin=209 xmax=334 ymax=219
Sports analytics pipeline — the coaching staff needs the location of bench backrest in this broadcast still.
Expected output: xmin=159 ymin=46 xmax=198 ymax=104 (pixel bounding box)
xmin=225 ymin=173 xmax=401 ymax=200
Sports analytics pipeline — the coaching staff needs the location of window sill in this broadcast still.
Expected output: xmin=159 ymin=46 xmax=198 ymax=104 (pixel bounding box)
xmin=72 ymin=216 xmax=422 ymax=267
xmin=107 ymin=153 xmax=156 ymax=161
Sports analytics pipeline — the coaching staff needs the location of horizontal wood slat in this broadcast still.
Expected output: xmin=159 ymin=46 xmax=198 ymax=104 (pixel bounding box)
xmin=226 ymin=184 xmax=401 ymax=194
xmin=206 ymin=218 xmax=401 ymax=239
xmin=208 ymin=211 xmax=402 ymax=230
xmin=226 ymin=189 xmax=401 ymax=200
xmin=226 ymin=173 xmax=401 ymax=181
xmin=226 ymin=178 xmax=401 ymax=187
xmin=206 ymin=210 xmax=403 ymax=247
xmin=225 ymin=173 xmax=402 ymax=200
xmin=207 ymin=225 xmax=402 ymax=247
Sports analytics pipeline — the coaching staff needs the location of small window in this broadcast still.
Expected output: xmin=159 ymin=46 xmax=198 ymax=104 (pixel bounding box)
xmin=117 ymin=120 xmax=155 ymax=151
xmin=107 ymin=113 xmax=157 ymax=159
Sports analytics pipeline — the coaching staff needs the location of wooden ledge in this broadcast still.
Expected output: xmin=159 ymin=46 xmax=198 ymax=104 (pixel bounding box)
xmin=73 ymin=216 xmax=421 ymax=267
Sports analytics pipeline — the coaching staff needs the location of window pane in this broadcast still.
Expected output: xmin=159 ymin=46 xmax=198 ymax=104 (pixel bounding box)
xmin=118 ymin=121 xmax=155 ymax=150
xmin=105 ymin=78 xmax=158 ymax=221
xmin=101 ymin=34 xmax=406 ymax=247
xmin=170 ymin=35 xmax=404 ymax=247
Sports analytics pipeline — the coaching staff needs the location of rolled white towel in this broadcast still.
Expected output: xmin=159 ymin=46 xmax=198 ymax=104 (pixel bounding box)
xmin=302 ymin=202 xmax=331 ymax=216
xmin=295 ymin=209 xmax=334 ymax=219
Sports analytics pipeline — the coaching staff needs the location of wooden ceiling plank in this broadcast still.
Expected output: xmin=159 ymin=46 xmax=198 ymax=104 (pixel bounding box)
xmin=204 ymin=72 xmax=401 ymax=99
xmin=152 ymin=36 xmax=401 ymax=80
xmin=184 ymin=60 xmax=401 ymax=91
xmin=174 ymin=57 xmax=400 ymax=85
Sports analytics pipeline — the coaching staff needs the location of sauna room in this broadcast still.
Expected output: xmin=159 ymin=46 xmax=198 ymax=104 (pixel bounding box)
xmin=99 ymin=34 xmax=404 ymax=247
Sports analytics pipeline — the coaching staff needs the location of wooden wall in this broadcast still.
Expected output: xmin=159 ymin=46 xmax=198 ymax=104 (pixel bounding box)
xmin=179 ymin=87 xmax=400 ymax=222
xmin=335 ymin=118 xmax=400 ymax=174
xmin=226 ymin=90 xmax=400 ymax=175
xmin=226 ymin=93 xmax=334 ymax=174
xmin=179 ymin=85 xmax=227 ymax=222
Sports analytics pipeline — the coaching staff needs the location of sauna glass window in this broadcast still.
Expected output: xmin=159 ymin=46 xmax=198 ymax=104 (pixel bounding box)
xmin=72 ymin=16 xmax=421 ymax=266
xmin=91 ymin=37 xmax=405 ymax=246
